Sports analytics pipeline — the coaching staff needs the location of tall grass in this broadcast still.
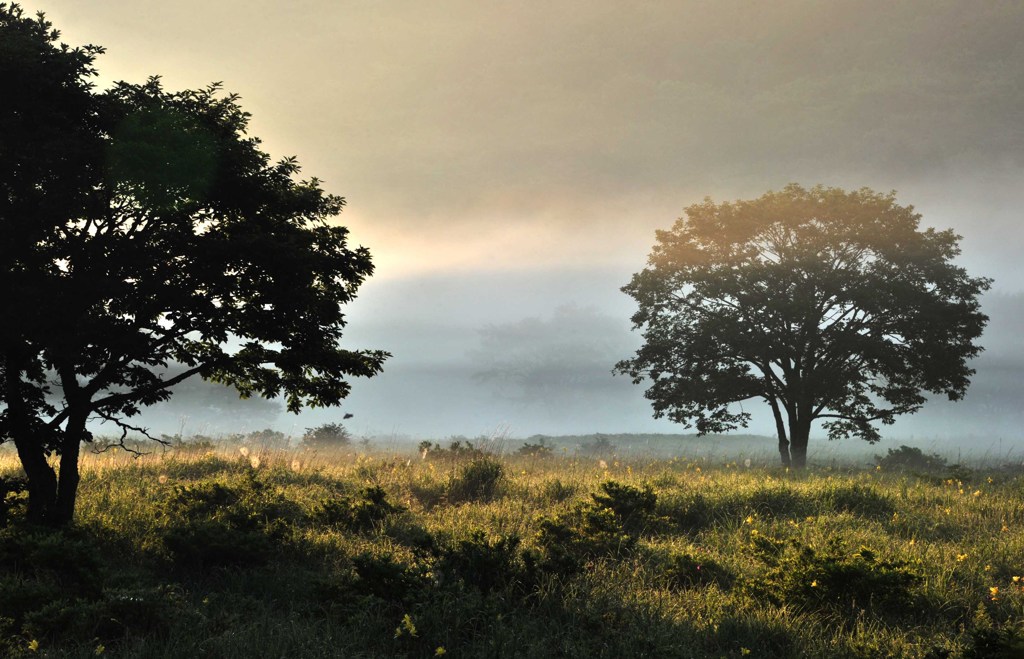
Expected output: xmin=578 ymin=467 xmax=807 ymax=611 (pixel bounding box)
xmin=0 ymin=444 xmax=1022 ymax=657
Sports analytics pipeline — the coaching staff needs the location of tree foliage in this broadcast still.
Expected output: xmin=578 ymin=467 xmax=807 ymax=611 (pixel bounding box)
xmin=0 ymin=4 xmax=387 ymax=523
xmin=616 ymin=184 xmax=990 ymax=467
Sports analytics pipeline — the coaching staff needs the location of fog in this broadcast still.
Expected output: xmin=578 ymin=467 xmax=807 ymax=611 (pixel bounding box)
xmin=26 ymin=0 xmax=1024 ymax=455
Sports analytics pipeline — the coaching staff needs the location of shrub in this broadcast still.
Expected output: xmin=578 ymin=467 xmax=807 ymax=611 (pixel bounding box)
xmin=244 ymin=428 xmax=290 ymax=449
xmin=591 ymin=480 xmax=657 ymax=533
xmin=0 ymin=475 xmax=27 ymax=528
xmin=746 ymin=535 xmax=922 ymax=620
xmin=662 ymin=551 xmax=734 ymax=590
xmin=517 ymin=439 xmax=553 ymax=457
xmin=301 ymin=422 xmax=351 ymax=449
xmin=875 ymin=445 xmax=947 ymax=472
xmin=448 ymin=457 xmax=504 ymax=503
xmin=313 ymin=485 xmax=402 ymax=532
xmin=435 ymin=530 xmax=533 ymax=595
xmin=821 ymin=483 xmax=895 ymax=519
xmin=160 ymin=474 xmax=302 ymax=567
xmin=540 ymin=478 xmax=577 ymax=504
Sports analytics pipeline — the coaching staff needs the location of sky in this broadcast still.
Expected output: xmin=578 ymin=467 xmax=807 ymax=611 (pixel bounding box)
xmin=29 ymin=1 xmax=1024 ymax=446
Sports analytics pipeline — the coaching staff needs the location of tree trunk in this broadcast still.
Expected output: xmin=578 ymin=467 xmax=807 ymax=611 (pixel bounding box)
xmin=13 ymin=435 xmax=57 ymax=524
xmin=5 ymin=351 xmax=58 ymax=523
xmin=53 ymin=425 xmax=85 ymax=525
xmin=768 ymin=397 xmax=791 ymax=467
xmin=790 ymin=423 xmax=811 ymax=469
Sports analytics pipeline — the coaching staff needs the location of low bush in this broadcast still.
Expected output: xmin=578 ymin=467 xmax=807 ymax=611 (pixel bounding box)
xmin=301 ymin=422 xmax=352 ymax=449
xmin=447 ymin=457 xmax=504 ymax=503
xmin=312 ymin=485 xmax=402 ymax=532
xmin=875 ymin=445 xmax=947 ymax=472
xmin=746 ymin=535 xmax=922 ymax=620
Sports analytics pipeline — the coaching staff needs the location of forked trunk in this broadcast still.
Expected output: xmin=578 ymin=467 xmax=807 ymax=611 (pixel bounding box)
xmin=14 ymin=436 xmax=58 ymax=524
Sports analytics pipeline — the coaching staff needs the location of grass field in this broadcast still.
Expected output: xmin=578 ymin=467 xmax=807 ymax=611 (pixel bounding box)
xmin=1 ymin=441 xmax=1023 ymax=658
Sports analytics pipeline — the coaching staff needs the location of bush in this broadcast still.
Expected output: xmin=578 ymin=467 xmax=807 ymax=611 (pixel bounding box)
xmin=875 ymin=445 xmax=947 ymax=472
xmin=301 ymin=422 xmax=351 ymax=449
xmin=0 ymin=475 xmax=27 ymax=528
xmin=312 ymin=485 xmax=402 ymax=532
xmin=160 ymin=474 xmax=302 ymax=567
xmin=435 ymin=530 xmax=533 ymax=595
xmin=244 ymin=428 xmax=290 ymax=449
xmin=591 ymin=480 xmax=657 ymax=533
xmin=746 ymin=535 xmax=922 ymax=620
xmin=517 ymin=439 xmax=553 ymax=457
xmin=662 ymin=551 xmax=734 ymax=591
xmin=448 ymin=457 xmax=504 ymax=503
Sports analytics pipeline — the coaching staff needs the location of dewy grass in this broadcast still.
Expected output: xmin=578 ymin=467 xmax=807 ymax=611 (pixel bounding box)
xmin=0 ymin=445 xmax=1022 ymax=657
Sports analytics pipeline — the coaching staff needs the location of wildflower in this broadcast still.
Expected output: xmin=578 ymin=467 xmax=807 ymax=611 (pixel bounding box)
xmin=750 ymin=529 xmax=759 ymax=536
xmin=810 ymin=580 xmax=818 ymax=588
xmin=250 ymin=456 xmax=261 ymax=469
xmin=957 ymin=553 xmax=968 ymax=562
xmin=741 ymin=649 xmax=751 ymax=656
xmin=158 ymin=474 xmax=168 ymax=484
xmin=909 ymin=538 xmax=916 ymax=546
xmin=1013 ymin=576 xmax=1021 ymax=583
xmin=987 ymin=477 xmax=994 ymax=484
xmin=28 ymin=639 xmax=39 ymax=652
xmin=95 ymin=644 xmax=105 ymax=655
xmin=989 ymin=586 xmax=999 ymax=599
xmin=985 ymin=564 xmax=992 ymax=572
xmin=435 ymin=648 xmax=447 ymax=657
xmin=745 ymin=515 xmax=755 ymax=524
xmin=973 ymin=490 xmax=981 ymax=497
xmin=1001 ymin=524 xmax=1009 ymax=532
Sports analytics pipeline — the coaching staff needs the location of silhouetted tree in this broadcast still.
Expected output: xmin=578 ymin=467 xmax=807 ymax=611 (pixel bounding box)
xmin=0 ymin=5 xmax=387 ymax=524
xmin=616 ymin=184 xmax=990 ymax=468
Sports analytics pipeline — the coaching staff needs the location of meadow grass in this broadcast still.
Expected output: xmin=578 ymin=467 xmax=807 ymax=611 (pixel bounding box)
xmin=1 ymin=444 xmax=1022 ymax=658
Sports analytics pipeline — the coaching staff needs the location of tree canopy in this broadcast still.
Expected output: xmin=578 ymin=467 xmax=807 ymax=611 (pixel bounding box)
xmin=0 ymin=4 xmax=388 ymax=523
xmin=615 ymin=184 xmax=990 ymax=467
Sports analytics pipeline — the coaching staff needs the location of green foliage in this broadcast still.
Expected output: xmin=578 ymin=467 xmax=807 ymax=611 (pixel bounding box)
xmin=312 ymin=485 xmax=402 ymax=532
xmin=517 ymin=439 xmax=553 ymax=457
xmin=0 ymin=475 xmax=26 ymax=528
xmin=875 ymin=445 xmax=949 ymax=472
xmin=617 ymin=184 xmax=991 ymax=468
xmin=301 ymin=422 xmax=352 ymax=450
xmin=534 ymin=481 xmax=661 ymax=573
xmin=435 ymin=530 xmax=534 ymax=596
xmin=590 ymin=480 xmax=658 ymax=533
xmin=662 ymin=550 xmax=735 ymax=590
xmin=962 ymin=604 xmax=1024 ymax=659
xmin=2 ymin=449 xmax=1022 ymax=656
xmin=0 ymin=4 xmax=387 ymax=524
xmin=447 ymin=457 xmax=504 ymax=503
xmin=746 ymin=535 xmax=922 ymax=619
xmin=160 ymin=474 xmax=302 ymax=567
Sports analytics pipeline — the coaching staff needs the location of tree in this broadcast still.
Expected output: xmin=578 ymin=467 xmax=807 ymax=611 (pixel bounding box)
xmin=0 ymin=5 xmax=388 ymax=524
xmin=615 ymin=184 xmax=990 ymax=468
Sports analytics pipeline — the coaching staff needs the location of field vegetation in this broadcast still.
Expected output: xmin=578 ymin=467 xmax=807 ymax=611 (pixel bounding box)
xmin=1 ymin=439 xmax=1023 ymax=658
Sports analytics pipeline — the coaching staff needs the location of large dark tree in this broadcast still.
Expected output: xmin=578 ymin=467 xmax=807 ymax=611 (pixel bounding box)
xmin=615 ymin=184 xmax=990 ymax=468
xmin=0 ymin=5 xmax=388 ymax=524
